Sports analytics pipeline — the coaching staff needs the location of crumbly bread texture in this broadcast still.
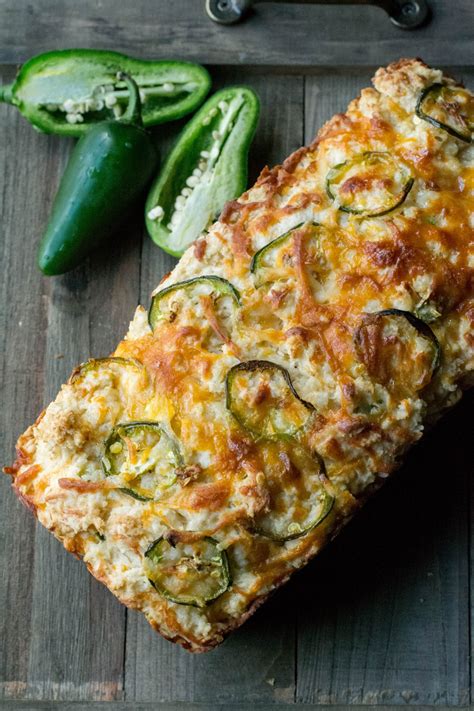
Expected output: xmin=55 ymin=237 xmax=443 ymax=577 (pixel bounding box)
xmin=7 ymin=59 xmax=473 ymax=652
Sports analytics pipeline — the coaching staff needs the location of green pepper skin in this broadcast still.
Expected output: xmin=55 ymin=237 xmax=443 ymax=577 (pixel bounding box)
xmin=416 ymin=83 xmax=473 ymax=144
xmin=250 ymin=222 xmax=307 ymax=286
xmin=145 ymin=86 xmax=260 ymax=257
xmin=144 ymin=535 xmax=231 ymax=608
xmin=38 ymin=74 xmax=158 ymax=275
xmin=148 ymin=275 xmax=241 ymax=331
xmin=225 ymin=359 xmax=315 ymax=437
xmin=354 ymin=309 xmax=440 ymax=393
xmin=69 ymin=357 xmax=146 ymax=384
xmin=0 ymin=49 xmax=211 ymax=137
xmin=251 ymin=437 xmax=335 ymax=543
xmin=326 ymin=152 xmax=414 ymax=218
xmin=102 ymin=420 xmax=182 ymax=502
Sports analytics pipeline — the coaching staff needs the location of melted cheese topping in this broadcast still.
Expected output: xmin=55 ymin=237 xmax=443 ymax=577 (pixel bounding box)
xmin=10 ymin=59 xmax=474 ymax=652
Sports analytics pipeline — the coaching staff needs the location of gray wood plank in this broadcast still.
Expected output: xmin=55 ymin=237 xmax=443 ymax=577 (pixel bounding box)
xmin=0 ymin=0 xmax=473 ymax=68
xmin=304 ymin=71 xmax=374 ymax=144
xmin=0 ymin=704 xmax=467 ymax=711
xmin=125 ymin=70 xmax=304 ymax=705
xmin=0 ymin=62 xmax=143 ymax=700
xmin=21 ymin=221 xmax=141 ymax=702
xmin=295 ymin=72 xmax=471 ymax=706
xmin=0 ymin=64 xmax=47 ymax=702
xmin=295 ymin=402 xmax=471 ymax=705
xmin=27 ymin=202 xmax=144 ymax=698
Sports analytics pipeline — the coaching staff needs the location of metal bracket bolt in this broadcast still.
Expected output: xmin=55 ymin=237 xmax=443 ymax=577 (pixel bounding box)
xmin=206 ymin=0 xmax=430 ymax=29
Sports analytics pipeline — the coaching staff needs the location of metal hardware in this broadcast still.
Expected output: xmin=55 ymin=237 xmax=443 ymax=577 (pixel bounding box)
xmin=206 ymin=0 xmax=430 ymax=29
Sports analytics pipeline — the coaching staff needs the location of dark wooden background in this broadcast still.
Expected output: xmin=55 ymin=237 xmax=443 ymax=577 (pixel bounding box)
xmin=1 ymin=1 xmax=473 ymax=708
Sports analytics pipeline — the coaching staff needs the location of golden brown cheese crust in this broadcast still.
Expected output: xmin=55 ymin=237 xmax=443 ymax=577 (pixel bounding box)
xmin=6 ymin=59 xmax=474 ymax=652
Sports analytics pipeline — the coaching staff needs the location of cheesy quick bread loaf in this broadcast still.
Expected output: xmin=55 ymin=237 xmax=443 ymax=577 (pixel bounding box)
xmin=6 ymin=59 xmax=474 ymax=652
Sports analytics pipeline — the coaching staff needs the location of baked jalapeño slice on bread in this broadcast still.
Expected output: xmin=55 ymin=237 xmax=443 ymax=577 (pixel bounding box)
xmin=225 ymin=360 xmax=315 ymax=437
xmin=416 ymin=83 xmax=473 ymax=143
xmin=144 ymin=535 xmax=231 ymax=608
xmin=251 ymin=437 xmax=334 ymax=542
xmin=326 ymin=151 xmax=414 ymax=217
xmin=102 ymin=422 xmax=182 ymax=501
xmin=354 ymin=309 xmax=440 ymax=394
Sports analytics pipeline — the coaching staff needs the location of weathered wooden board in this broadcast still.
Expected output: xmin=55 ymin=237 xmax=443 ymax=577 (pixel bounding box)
xmin=0 ymin=704 xmax=467 ymax=711
xmin=0 ymin=0 xmax=473 ymax=68
xmin=295 ymin=395 xmax=471 ymax=706
xmin=1 ymin=1 xmax=473 ymax=707
xmin=0 ymin=61 xmax=130 ymax=702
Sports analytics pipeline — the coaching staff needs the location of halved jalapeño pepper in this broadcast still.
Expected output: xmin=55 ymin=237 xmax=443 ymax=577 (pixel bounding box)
xmin=145 ymin=86 xmax=260 ymax=256
xmin=253 ymin=437 xmax=334 ymax=542
xmin=251 ymin=222 xmax=325 ymax=288
xmin=144 ymin=535 xmax=231 ymax=607
xmin=148 ymin=275 xmax=240 ymax=334
xmin=354 ymin=309 xmax=440 ymax=394
xmin=326 ymin=152 xmax=414 ymax=217
xmin=226 ymin=360 xmax=315 ymax=437
xmin=0 ymin=49 xmax=211 ymax=137
xmin=416 ymin=83 xmax=473 ymax=143
xmin=38 ymin=73 xmax=158 ymax=275
xmin=102 ymin=422 xmax=181 ymax=501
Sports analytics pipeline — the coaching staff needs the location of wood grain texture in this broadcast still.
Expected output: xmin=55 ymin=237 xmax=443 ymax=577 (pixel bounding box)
xmin=0 ymin=705 xmax=469 ymax=711
xmin=22 ymin=214 xmax=142 ymax=702
xmin=0 ymin=704 xmax=467 ymax=711
xmin=0 ymin=64 xmax=46 ymax=701
xmin=125 ymin=71 xmax=304 ymax=706
xmin=304 ymin=71 xmax=374 ymax=143
xmin=0 ymin=0 xmax=473 ymax=68
xmin=294 ymin=72 xmax=472 ymax=707
xmin=295 ymin=396 xmax=471 ymax=705
xmin=1 ymin=4 xmax=473 ymax=703
xmin=0 ymin=59 xmax=140 ymax=701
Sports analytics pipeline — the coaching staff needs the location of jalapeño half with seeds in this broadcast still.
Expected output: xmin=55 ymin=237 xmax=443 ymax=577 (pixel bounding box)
xmin=145 ymin=86 xmax=259 ymax=257
xmin=0 ymin=49 xmax=210 ymax=136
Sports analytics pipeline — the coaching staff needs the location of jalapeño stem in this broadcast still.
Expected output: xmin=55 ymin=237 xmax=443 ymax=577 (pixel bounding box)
xmin=0 ymin=84 xmax=13 ymax=103
xmin=117 ymin=72 xmax=143 ymax=126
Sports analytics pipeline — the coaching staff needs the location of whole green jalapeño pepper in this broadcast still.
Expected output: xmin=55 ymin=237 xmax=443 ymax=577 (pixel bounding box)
xmin=0 ymin=49 xmax=211 ymax=137
xmin=145 ymin=86 xmax=259 ymax=257
xmin=38 ymin=73 xmax=158 ymax=275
